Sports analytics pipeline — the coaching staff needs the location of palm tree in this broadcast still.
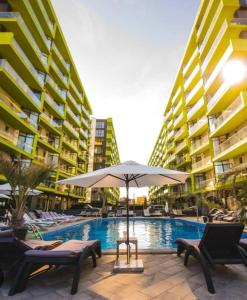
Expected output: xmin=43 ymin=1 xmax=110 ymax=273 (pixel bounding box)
xmin=0 ymin=153 xmax=54 ymax=230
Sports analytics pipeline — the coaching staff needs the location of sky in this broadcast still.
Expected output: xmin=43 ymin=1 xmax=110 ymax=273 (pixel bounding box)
xmin=52 ymin=0 xmax=200 ymax=197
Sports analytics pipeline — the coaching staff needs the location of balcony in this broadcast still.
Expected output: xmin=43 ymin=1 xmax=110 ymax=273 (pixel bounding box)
xmin=173 ymin=113 xmax=184 ymax=129
xmin=66 ymin=106 xmax=81 ymax=126
xmin=81 ymin=117 xmax=89 ymax=129
xmin=167 ymin=119 xmax=173 ymax=130
xmin=196 ymin=0 xmax=215 ymax=42
xmin=63 ymin=120 xmax=79 ymax=139
xmin=171 ymin=87 xmax=181 ymax=105
xmin=213 ymin=123 xmax=247 ymax=161
xmin=59 ymin=166 xmax=76 ymax=176
xmin=0 ymin=59 xmax=41 ymax=109
xmin=210 ymin=93 xmax=247 ymax=137
xmin=167 ymin=142 xmax=175 ymax=153
xmin=207 ymin=81 xmax=230 ymax=113
xmin=80 ymin=128 xmax=88 ymax=139
xmin=25 ymin=0 xmax=52 ymax=51
xmin=46 ymin=75 xmax=67 ymax=102
xmin=60 ymin=152 xmax=77 ymax=165
xmin=166 ymin=130 xmax=174 ymax=142
xmin=11 ymin=39 xmax=45 ymax=87
xmin=0 ymin=93 xmax=37 ymax=133
xmin=192 ymin=157 xmax=213 ymax=173
xmin=0 ymin=12 xmax=48 ymax=68
xmin=63 ymin=136 xmax=78 ymax=152
xmin=183 ymin=47 xmax=199 ymax=77
xmin=52 ymin=45 xmax=70 ymax=73
xmin=173 ymin=100 xmax=183 ymax=116
xmin=189 ymin=116 xmax=208 ymax=138
xmin=195 ymin=178 xmax=215 ymax=191
xmin=176 ymin=153 xmax=191 ymax=166
xmin=174 ymin=125 xmax=187 ymax=141
xmin=184 ymin=64 xmax=201 ymax=92
xmin=190 ymin=134 xmax=209 ymax=155
xmin=79 ymin=139 xmax=87 ymax=150
xmin=50 ymin=61 xmax=69 ymax=87
xmin=187 ymin=97 xmax=205 ymax=121
xmin=36 ymin=0 xmax=55 ymax=34
xmin=45 ymin=93 xmax=65 ymax=118
xmin=81 ymin=104 xmax=90 ymax=119
xmin=166 ymin=153 xmax=176 ymax=165
xmin=185 ymin=79 xmax=204 ymax=106
xmin=70 ymin=80 xmax=83 ymax=102
xmin=40 ymin=113 xmax=62 ymax=135
xmin=175 ymin=140 xmax=187 ymax=154
xmin=201 ymin=19 xmax=228 ymax=73
xmin=67 ymin=92 xmax=81 ymax=114
xmin=38 ymin=135 xmax=60 ymax=152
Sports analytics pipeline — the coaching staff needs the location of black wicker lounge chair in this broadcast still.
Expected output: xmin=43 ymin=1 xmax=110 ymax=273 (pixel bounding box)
xmin=175 ymin=223 xmax=247 ymax=294
xmin=9 ymin=239 xmax=101 ymax=296
xmin=0 ymin=229 xmax=62 ymax=286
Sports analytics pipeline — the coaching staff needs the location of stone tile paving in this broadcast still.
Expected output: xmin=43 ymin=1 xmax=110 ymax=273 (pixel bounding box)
xmin=1 ymin=254 xmax=247 ymax=300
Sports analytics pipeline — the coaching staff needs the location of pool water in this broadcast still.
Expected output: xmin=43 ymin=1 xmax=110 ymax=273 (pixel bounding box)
xmin=43 ymin=218 xmax=207 ymax=249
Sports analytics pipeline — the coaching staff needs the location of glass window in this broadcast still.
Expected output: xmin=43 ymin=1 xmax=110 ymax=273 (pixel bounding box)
xmin=95 ymin=130 xmax=104 ymax=137
xmin=96 ymin=121 xmax=105 ymax=129
xmin=17 ymin=133 xmax=34 ymax=153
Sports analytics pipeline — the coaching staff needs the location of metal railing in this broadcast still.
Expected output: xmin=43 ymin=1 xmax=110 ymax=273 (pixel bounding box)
xmin=45 ymin=93 xmax=65 ymax=115
xmin=46 ymin=75 xmax=67 ymax=100
xmin=187 ymin=97 xmax=204 ymax=120
xmin=63 ymin=120 xmax=79 ymax=138
xmin=0 ymin=59 xmax=41 ymax=107
xmin=192 ymin=157 xmax=212 ymax=171
xmin=214 ymin=123 xmax=247 ymax=156
xmin=191 ymin=134 xmax=208 ymax=152
xmin=189 ymin=116 xmax=207 ymax=136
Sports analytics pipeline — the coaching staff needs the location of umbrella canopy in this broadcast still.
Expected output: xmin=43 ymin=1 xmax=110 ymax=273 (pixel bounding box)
xmin=58 ymin=160 xmax=189 ymax=263
xmin=0 ymin=183 xmax=42 ymax=196
xmin=58 ymin=160 xmax=189 ymax=188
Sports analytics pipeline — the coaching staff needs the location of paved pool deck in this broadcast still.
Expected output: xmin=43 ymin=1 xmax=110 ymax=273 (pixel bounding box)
xmin=1 ymin=253 xmax=247 ymax=300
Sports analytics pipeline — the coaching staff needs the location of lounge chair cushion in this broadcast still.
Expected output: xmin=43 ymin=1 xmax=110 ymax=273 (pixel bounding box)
xmin=175 ymin=238 xmax=199 ymax=248
xmin=239 ymin=238 xmax=247 ymax=250
xmin=0 ymin=229 xmax=13 ymax=237
xmin=50 ymin=240 xmax=97 ymax=253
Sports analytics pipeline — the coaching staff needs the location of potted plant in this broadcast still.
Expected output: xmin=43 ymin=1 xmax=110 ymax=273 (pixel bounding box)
xmin=0 ymin=153 xmax=54 ymax=239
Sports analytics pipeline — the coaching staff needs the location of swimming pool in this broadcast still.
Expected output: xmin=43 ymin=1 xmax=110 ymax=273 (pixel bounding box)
xmin=42 ymin=218 xmax=247 ymax=250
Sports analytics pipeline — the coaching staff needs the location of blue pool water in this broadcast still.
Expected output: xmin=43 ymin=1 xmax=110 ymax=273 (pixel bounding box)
xmin=42 ymin=218 xmax=247 ymax=250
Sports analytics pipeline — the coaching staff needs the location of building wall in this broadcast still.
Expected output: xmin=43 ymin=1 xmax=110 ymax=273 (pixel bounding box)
xmin=149 ymin=0 xmax=247 ymax=202
xmin=0 ymin=0 xmax=93 ymax=208
xmin=91 ymin=118 xmax=120 ymax=206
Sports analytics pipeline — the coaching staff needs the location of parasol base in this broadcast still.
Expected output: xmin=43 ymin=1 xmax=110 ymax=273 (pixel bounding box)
xmin=113 ymin=259 xmax=144 ymax=273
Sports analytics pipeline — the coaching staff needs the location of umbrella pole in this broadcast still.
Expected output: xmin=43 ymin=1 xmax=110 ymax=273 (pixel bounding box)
xmin=126 ymin=179 xmax=130 ymax=264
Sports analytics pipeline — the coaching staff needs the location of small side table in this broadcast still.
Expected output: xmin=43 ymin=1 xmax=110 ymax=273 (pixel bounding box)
xmin=116 ymin=237 xmax=138 ymax=260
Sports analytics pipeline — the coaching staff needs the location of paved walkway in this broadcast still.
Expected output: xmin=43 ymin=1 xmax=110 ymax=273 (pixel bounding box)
xmin=1 ymin=254 xmax=247 ymax=300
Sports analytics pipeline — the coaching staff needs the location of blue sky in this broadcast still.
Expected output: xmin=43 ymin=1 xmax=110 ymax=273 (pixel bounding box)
xmin=52 ymin=0 xmax=200 ymax=197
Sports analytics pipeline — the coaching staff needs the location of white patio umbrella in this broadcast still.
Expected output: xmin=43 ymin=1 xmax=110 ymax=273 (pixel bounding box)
xmin=58 ymin=160 xmax=189 ymax=264
xmin=0 ymin=183 xmax=42 ymax=196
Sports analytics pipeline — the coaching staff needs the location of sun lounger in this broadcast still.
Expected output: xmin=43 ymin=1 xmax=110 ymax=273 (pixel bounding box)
xmin=116 ymin=210 xmax=123 ymax=217
xmin=0 ymin=229 xmax=62 ymax=286
xmin=9 ymin=239 xmax=101 ymax=296
xmin=24 ymin=213 xmax=56 ymax=228
xmin=143 ymin=209 xmax=150 ymax=217
xmin=175 ymin=223 xmax=247 ymax=294
xmin=170 ymin=209 xmax=185 ymax=217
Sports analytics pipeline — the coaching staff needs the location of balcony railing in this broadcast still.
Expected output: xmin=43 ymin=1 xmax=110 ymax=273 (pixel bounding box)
xmin=26 ymin=0 xmax=52 ymax=49
xmin=173 ymin=113 xmax=183 ymax=128
xmin=209 ymin=96 xmax=242 ymax=132
xmin=70 ymin=80 xmax=83 ymax=100
xmin=61 ymin=152 xmax=77 ymax=163
xmin=63 ymin=120 xmax=79 ymax=138
xmin=0 ymin=59 xmax=41 ymax=107
xmin=81 ymin=117 xmax=89 ymax=129
xmin=189 ymin=116 xmax=208 ymax=136
xmin=207 ymin=81 xmax=229 ymax=112
xmin=67 ymin=106 xmax=81 ymax=125
xmin=46 ymin=75 xmax=67 ymax=100
xmin=37 ymin=0 xmax=55 ymax=32
xmin=174 ymin=126 xmax=185 ymax=140
xmin=184 ymin=64 xmax=200 ymax=90
xmin=176 ymin=140 xmax=186 ymax=153
xmin=63 ymin=136 xmax=78 ymax=149
xmin=41 ymin=113 xmax=61 ymax=128
xmin=195 ymin=178 xmax=215 ymax=190
xmin=0 ymin=128 xmax=19 ymax=145
xmin=45 ymin=93 xmax=65 ymax=115
xmin=173 ymin=100 xmax=182 ymax=116
xmin=81 ymin=104 xmax=90 ymax=118
xmin=67 ymin=92 xmax=81 ymax=113
xmin=0 ymin=12 xmax=48 ymax=66
xmin=183 ymin=47 xmax=199 ymax=76
xmin=186 ymin=79 xmax=203 ymax=105
xmin=214 ymin=123 xmax=247 ymax=156
xmin=53 ymin=45 xmax=70 ymax=71
xmin=166 ymin=130 xmax=174 ymax=141
xmin=191 ymin=134 xmax=208 ymax=153
xmin=39 ymin=135 xmax=59 ymax=149
xmin=187 ymin=97 xmax=204 ymax=120
xmin=192 ymin=157 xmax=212 ymax=171
xmin=12 ymin=40 xmax=45 ymax=86
xmin=51 ymin=61 xmax=68 ymax=85
xmin=79 ymin=140 xmax=87 ymax=149
xmin=80 ymin=128 xmax=88 ymax=138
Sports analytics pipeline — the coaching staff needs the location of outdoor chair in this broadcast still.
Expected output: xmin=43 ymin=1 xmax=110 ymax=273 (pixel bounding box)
xmin=143 ymin=209 xmax=150 ymax=217
xmin=9 ymin=239 xmax=101 ymax=296
xmin=175 ymin=223 xmax=247 ymax=294
xmin=116 ymin=210 xmax=123 ymax=217
xmin=170 ymin=209 xmax=185 ymax=217
xmin=0 ymin=229 xmax=62 ymax=286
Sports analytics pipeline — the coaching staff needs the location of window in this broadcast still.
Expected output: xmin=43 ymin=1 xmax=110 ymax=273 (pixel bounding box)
xmin=17 ymin=133 xmax=34 ymax=153
xmin=95 ymin=130 xmax=104 ymax=137
xmin=96 ymin=121 xmax=105 ymax=129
